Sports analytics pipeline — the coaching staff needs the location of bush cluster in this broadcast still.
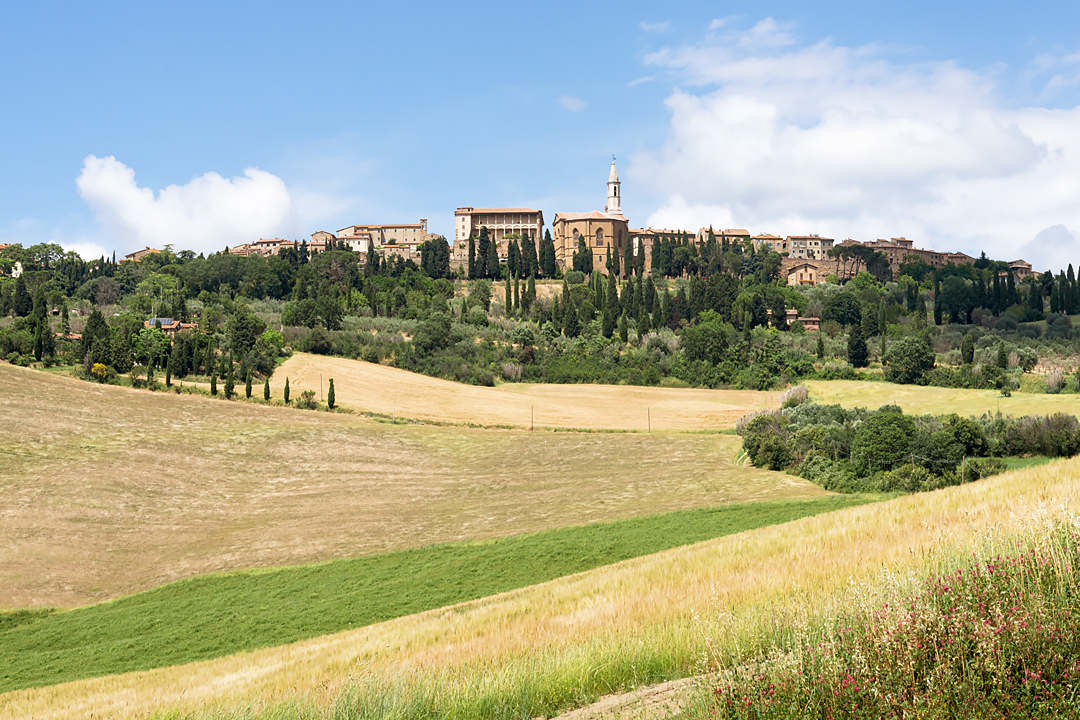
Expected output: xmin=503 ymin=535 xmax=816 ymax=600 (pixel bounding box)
xmin=739 ymin=402 xmax=1076 ymax=493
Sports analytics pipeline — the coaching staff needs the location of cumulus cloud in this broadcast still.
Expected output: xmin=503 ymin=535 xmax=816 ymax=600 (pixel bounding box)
xmin=632 ymin=19 xmax=1080 ymax=271
xmin=75 ymin=155 xmax=293 ymax=255
xmin=639 ymin=20 xmax=670 ymax=33
xmin=557 ymin=94 xmax=587 ymax=112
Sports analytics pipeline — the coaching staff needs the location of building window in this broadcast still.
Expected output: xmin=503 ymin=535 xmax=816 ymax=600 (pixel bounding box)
xmin=596 ymin=228 xmax=604 ymax=246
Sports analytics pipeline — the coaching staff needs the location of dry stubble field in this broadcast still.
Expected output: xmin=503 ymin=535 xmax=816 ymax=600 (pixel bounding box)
xmin=0 ymin=363 xmax=822 ymax=608
xmin=270 ymin=353 xmax=779 ymax=430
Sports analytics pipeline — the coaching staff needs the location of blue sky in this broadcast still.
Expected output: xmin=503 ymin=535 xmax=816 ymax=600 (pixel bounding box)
xmin=4 ymin=1 xmax=1080 ymax=267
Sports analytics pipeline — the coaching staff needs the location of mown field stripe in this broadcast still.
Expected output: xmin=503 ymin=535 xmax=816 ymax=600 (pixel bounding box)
xmin=0 ymin=495 xmax=875 ymax=694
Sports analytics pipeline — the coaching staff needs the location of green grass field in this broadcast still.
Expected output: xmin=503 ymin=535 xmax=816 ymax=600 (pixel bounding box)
xmin=0 ymin=495 xmax=875 ymax=693
xmin=805 ymin=379 xmax=1080 ymax=418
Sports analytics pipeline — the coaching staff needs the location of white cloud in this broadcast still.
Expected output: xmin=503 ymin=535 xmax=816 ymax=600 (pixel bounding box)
xmin=557 ymin=94 xmax=587 ymax=112
xmin=707 ymin=18 xmax=728 ymax=32
xmin=75 ymin=155 xmax=293 ymax=256
xmin=627 ymin=75 xmax=655 ymax=87
xmin=632 ymin=20 xmax=1080 ymax=271
xmin=639 ymin=20 xmax=670 ymax=33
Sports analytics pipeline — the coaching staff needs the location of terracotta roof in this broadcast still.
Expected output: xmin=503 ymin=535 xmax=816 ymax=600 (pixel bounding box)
xmin=722 ymin=228 xmax=751 ymax=235
xmin=553 ymin=210 xmax=628 ymax=222
xmin=337 ymin=223 xmax=424 ymax=233
xmin=752 ymin=234 xmax=783 ymax=239
xmin=455 ymin=207 xmax=542 ymax=215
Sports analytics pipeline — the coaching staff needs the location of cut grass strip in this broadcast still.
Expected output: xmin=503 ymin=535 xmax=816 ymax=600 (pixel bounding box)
xmin=0 ymin=495 xmax=875 ymax=693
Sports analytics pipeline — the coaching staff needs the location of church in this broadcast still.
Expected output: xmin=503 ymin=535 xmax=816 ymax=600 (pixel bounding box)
xmin=552 ymin=159 xmax=630 ymax=274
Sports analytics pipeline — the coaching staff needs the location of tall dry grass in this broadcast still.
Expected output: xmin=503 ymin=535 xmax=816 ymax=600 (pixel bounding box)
xmin=3 ymin=457 xmax=1079 ymax=720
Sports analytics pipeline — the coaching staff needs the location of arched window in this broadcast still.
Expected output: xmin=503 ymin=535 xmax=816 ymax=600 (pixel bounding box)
xmin=595 ymin=227 xmax=604 ymax=246
xmin=573 ymin=228 xmax=580 ymax=241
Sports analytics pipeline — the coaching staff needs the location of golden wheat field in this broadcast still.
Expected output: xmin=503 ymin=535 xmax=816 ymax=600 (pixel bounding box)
xmin=0 ymin=363 xmax=821 ymax=608
xmin=269 ymin=352 xmax=780 ymax=430
xmin=3 ymin=453 xmax=1076 ymax=720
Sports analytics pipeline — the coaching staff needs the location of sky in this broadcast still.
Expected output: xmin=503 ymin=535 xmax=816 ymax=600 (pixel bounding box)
xmin=3 ymin=1 xmax=1080 ymax=269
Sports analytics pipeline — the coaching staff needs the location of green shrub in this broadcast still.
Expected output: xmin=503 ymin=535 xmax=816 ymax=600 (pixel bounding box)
xmin=851 ymin=411 xmax=917 ymax=474
xmin=564 ymin=270 xmax=586 ymax=285
xmin=296 ymin=389 xmax=318 ymax=410
xmin=883 ymin=335 xmax=935 ymax=384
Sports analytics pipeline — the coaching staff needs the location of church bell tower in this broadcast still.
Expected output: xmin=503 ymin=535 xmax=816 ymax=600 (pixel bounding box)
xmin=606 ymin=155 xmax=621 ymax=215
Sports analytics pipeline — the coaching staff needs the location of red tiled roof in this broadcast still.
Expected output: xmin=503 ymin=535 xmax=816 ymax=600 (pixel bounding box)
xmin=455 ymin=207 xmax=542 ymax=215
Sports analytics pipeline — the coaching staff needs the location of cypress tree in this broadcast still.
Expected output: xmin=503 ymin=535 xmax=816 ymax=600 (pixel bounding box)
xmin=623 ymin=238 xmax=634 ymax=279
xmin=165 ymin=363 xmax=171 ymax=388
xmin=878 ymin=300 xmax=887 ymax=359
xmin=245 ymin=369 xmax=252 ymax=399
xmin=816 ymin=333 xmax=825 ymax=360
xmin=505 ymin=274 xmax=512 ymax=314
xmin=607 ymin=241 xmax=620 ymax=277
xmin=513 ymin=274 xmax=520 ymax=313
xmin=284 ymin=376 xmax=290 ymax=404
xmin=996 ymin=341 xmax=1008 ymax=369
xmin=224 ymin=358 xmax=235 ymax=399
xmin=475 ymin=228 xmax=488 ymax=278
xmin=13 ymin=275 xmax=31 ymax=317
xmin=264 ymin=376 xmax=270 ymax=402
xmin=210 ymin=372 xmax=218 ymax=396
xmin=61 ymin=302 xmax=70 ymax=335
xmin=602 ymin=275 xmax=618 ymax=339
xmin=848 ymin=326 xmax=868 ymax=368
xmin=327 ymin=378 xmax=335 ymax=409
xmin=525 ymin=274 xmax=536 ymax=311
xmin=636 ymin=238 xmax=646 ymax=276
xmin=540 ymin=230 xmax=556 ymax=278
xmin=933 ymin=280 xmax=943 ymax=325
xmin=467 ymin=235 xmax=476 ymax=279
xmin=563 ymin=299 xmax=580 ymax=337
xmin=961 ymin=332 xmax=975 ymax=364
xmin=617 ymin=312 xmax=628 ymax=343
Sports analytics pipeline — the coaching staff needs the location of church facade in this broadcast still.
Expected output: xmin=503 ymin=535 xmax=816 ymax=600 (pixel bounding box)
xmin=552 ymin=159 xmax=630 ymax=274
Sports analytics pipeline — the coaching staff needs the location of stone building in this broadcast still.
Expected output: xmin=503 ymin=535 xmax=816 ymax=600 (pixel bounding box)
xmin=786 ymin=261 xmax=824 ymax=286
xmin=785 ymin=235 xmax=835 ymax=260
xmin=751 ymin=234 xmax=786 ymax=253
xmin=838 ymin=237 xmax=978 ymax=279
xmin=337 ymin=220 xmax=428 ymax=248
xmin=1006 ymin=259 xmax=1034 ymax=280
xmin=452 ymin=207 xmax=544 ymax=266
xmin=552 ymin=159 xmax=630 ymax=273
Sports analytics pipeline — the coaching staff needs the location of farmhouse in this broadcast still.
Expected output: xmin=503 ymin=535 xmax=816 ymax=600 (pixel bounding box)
xmin=144 ymin=318 xmax=198 ymax=335
xmin=122 ymin=246 xmax=161 ymax=262
xmin=786 ymin=261 xmax=824 ymax=286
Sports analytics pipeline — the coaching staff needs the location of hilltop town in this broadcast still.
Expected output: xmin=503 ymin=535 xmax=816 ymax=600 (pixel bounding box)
xmin=194 ymin=159 xmax=1034 ymax=286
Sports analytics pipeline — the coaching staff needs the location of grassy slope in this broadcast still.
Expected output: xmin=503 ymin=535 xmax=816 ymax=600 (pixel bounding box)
xmin=5 ymin=456 xmax=1074 ymax=720
xmin=805 ymin=378 xmax=1080 ymax=417
xmin=0 ymin=363 xmax=821 ymax=608
xmin=0 ymin=496 xmax=875 ymax=693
